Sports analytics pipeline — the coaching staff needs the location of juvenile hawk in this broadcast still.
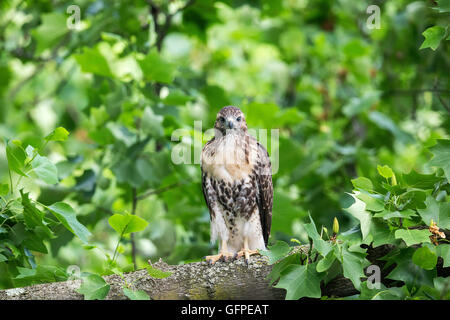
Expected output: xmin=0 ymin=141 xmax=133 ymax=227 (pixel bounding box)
xmin=201 ymin=106 xmax=273 ymax=264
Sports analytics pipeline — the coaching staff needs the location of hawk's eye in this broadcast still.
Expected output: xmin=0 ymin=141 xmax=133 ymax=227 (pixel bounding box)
xmin=219 ymin=117 xmax=225 ymax=123
xmin=236 ymin=116 xmax=241 ymax=122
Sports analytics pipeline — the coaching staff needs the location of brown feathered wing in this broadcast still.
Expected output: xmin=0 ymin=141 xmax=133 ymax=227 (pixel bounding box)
xmin=256 ymin=142 xmax=273 ymax=246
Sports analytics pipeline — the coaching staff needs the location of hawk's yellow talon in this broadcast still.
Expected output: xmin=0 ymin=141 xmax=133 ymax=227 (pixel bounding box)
xmin=235 ymin=249 xmax=259 ymax=260
xmin=204 ymin=252 xmax=233 ymax=264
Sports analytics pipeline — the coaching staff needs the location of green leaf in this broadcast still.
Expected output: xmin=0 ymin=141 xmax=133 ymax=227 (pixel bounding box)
xmin=377 ymin=164 xmax=394 ymax=179
xmin=123 ymin=287 xmax=150 ymax=300
xmin=30 ymin=154 xmax=58 ymax=184
xmin=381 ymin=183 xmax=406 ymax=195
xmin=45 ymin=127 xmax=70 ymax=142
xmin=373 ymin=209 xmax=417 ymax=220
xmin=6 ymin=139 xmax=27 ymax=177
xmin=420 ymin=26 xmax=446 ymax=51
xmin=401 ymin=170 xmax=441 ymax=189
xmin=272 ymin=189 xmax=305 ymax=234
xmin=13 ymin=265 xmax=67 ymax=286
xmin=412 ymin=246 xmax=437 ymax=270
xmin=141 ymin=107 xmax=164 ymax=138
xmin=359 ymin=282 xmax=404 ymax=300
xmin=55 ymin=155 xmax=82 ymax=180
xmin=368 ymin=219 xmax=397 ymax=247
xmin=342 ymin=39 xmax=370 ymax=58
xmin=0 ymin=183 xmax=9 ymax=196
xmin=394 ymin=229 xmax=431 ymax=246
xmin=436 ymin=244 xmax=449 ymax=268
xmin=259 ymin=240 xmax=291 ymax=265
xmin=162 ymin=89 xmax=193 ymax=105
xmin=21 ymin=191 xmax=53 ymax=238
xmin=303 ymin=213 xmax=332 ymax=257
xmin=356 ymin=192 xmax=384 ymax=212
xmin=430 ymin=277 xmax=450 ymax=300
xmin=428 ymin=139 xmax=450 ymax=181
xmin=8 ymin=199 xmax=23 ymax=215
xmin=274 ymin=263 xmax=324 ymax=300
xmin=76 ymin=274 xmax=110 ymax=300
xmin=23 ymin=231 xmax=48 ymax=254
xmin=108 ymin=213 xmax=148 ymax=235
xmin=351 ymin=177 xmax=373 ymax=191
xmin=337 ymin=243 xmax=367 ymax=290
xmin=202 ymin=85 xmax=232 ymax=119
xmin=399 ymin=189 xmax=427 ymax=210
xmin=146 ymin=265 xmax=172 ymax=279
xmin=434 ymin=0 xmax=450 ymax=12
xmin=4 ymin=241 xmax=20 ymax=258
xmin=138 ymin=49 xmax=176 ymax=84
xmin=47 ymin=202 xmax=91 ymax=244
xmin=31 ymin=13 xmax=68 ymax=55
xmin=266 ymin=253 xmax=300 ymax=285
xmin=89 ymin=127 xmax=115 ymax=146
xmin=74 ymin=46 xmax=113 ymax=77
xmin=417 ymin=196 xmax=450 ymax=229
xmin=342 ymin=193 xmax=372 ymax=240
xmin=369 ymin=112 xmax=413 ymax=144
xmin=385 ymin=248 xmax=436 ymax=288
xmin=343 ymin=91 xmax=380 ymax=117
xmin=10 ymin=222 xmax=26 ymax=245
xmin=316 ymin=250 xmax=336 ymax=273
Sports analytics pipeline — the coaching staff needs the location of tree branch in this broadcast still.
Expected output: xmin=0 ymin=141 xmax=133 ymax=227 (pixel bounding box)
xmin=385 ymin=88 xmax=450 ymax=95
xmin=8 ymin=32 xmax=73 ymax=101
xmin=436 ymin=93 xmax=450 ymax=113
xmin=147 ymin=0 xmax=195 ymax=52
xmin=0 ymin=245 xmax=406 ymax=300
xmin=0 ymin=254 xmax=353 ymax=300
xmin=136 ymin=182 xmax=183 ymax=201
xmin=2 ymin=243 xmax=446 ymax=300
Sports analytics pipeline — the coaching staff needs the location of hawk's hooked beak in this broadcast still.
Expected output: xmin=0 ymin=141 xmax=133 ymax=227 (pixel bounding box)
xmin=226 ymin=118 xmax=234 ymax=129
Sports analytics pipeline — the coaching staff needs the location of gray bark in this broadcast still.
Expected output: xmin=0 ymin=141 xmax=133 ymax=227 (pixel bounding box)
xmin=0 ymin=253 xmax=356 ymax=300
xmin=4 ymin=243 xmax=434 ymax=300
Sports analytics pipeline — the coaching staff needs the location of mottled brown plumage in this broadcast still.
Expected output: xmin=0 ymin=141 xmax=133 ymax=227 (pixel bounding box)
xmin=201 ymin=106 xmax=273 ymax=264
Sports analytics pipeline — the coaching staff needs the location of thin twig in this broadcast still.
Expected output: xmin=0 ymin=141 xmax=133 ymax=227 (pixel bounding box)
xmin=385 ymin=88 xmax=450 ymax=95
xmin=147 ymin=0 xmax=195 ymax=51
xmin=130 ymin=187 xmax=138 ymax=270
xmin=307 ymin=237 xmax=313 ymax=264
xmin=436 ymin=91 xmax=450 ymax=113
xmin=173 ymin=0 xmax=196 ymax=15
xmin=136 ymin=182 xmax=182 ymax=201
xmin=432 ymin=79 xmax=450 ymax=113
xmin=8 ymin=32 xmax=72 ymax=101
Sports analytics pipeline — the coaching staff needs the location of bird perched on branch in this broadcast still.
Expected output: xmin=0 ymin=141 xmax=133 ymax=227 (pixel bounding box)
xmin=201 ymin=106 xmax=273 ymax=264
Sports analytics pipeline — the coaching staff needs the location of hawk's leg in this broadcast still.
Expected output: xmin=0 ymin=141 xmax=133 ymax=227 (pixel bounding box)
xmin=204 ymin=238 xmax=233 ymax=264
xmin=234 ymin=236 xmax=259 ymax=264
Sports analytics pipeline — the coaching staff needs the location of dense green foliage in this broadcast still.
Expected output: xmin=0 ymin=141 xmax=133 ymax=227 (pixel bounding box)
xmin=0 ymin=0 xmax=449 ymax=299
xmin=261 ymin=144 xmax=449 ymax=299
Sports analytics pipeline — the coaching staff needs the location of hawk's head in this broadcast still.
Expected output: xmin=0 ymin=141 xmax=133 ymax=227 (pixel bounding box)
xmin=214 ymin=106 xmax=247 ymax=135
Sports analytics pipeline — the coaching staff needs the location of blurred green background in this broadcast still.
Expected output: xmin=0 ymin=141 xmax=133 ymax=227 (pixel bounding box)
xmin=0 ymin=0 xmax=448 ymax=289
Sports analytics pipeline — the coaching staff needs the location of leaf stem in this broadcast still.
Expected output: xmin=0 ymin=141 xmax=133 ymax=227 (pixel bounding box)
xmin=8 ymin=169 xmax=13 ymax=194
xmin=112 ymin=229 xmax=125 ymax=263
